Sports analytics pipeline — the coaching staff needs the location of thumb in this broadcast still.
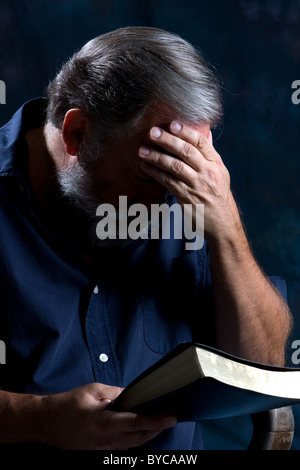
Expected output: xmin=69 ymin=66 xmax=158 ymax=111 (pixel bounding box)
xmin=97 ymin=398 xmax=113 ymax=410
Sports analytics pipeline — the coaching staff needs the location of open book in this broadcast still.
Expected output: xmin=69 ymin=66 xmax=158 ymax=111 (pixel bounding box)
xmin=110 ymin=343 xmax=300 ymax=421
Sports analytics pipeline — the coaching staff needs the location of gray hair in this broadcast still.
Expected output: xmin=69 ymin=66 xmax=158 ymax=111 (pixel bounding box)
xmin=46 ymin=27 xmax=222 ymax=160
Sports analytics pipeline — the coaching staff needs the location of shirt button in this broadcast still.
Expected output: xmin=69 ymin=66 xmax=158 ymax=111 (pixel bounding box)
xmin=99 ymin=353 xmax=109 ymax=363
xmin=93 ymin=285 xmax=99 ymax=294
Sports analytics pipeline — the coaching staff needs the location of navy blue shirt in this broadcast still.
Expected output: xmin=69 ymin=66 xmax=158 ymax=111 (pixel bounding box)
xmin=0 ymin=99 xmax=287 ymax=450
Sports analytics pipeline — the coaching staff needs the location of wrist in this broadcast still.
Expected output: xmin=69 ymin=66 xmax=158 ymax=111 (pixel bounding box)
xmin=0 ymin=391 xmax=47 ymax=444
xmin=206 ymin=192 xmax=249 ymax=254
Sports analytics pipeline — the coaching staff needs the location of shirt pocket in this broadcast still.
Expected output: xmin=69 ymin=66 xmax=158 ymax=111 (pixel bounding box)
xmin=141 ymin=253 xmax=201 ymax=355
xmin=141 ymin=298 xmax=194 ymax=355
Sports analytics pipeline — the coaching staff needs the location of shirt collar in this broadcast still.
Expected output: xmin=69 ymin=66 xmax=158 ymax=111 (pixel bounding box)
xmin=0 ymin=98 xmax=47 ymax=204
xmin=0 ymin=98 xmax=47 ymax=179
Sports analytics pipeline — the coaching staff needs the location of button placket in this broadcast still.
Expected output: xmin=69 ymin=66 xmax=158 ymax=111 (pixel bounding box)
xmin=85 ymin=279 xmax=121 ymax=384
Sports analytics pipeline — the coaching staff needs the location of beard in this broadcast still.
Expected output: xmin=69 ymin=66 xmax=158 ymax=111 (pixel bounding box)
xmin=56 ymin=163 xmax=126 ymax=250
xmin=56 ymin=162 xmax=154 ymax=251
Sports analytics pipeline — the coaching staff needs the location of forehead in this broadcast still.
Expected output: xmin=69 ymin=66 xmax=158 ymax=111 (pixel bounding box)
xmin=101 ymin=104 xmax=211 ymax=177
xmin=113 ymin=109 xmax=210 ymax=154
xmin=102 ymin=110 xmax=167 ymax=168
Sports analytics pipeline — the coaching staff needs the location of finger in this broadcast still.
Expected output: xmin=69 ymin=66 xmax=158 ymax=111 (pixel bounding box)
xmin=92 ymin=383 xmax=124 ymax=402
xmin=139 ymin=160 xmax=191 ymax=200
xmin=146 ymin=127 xmax=201 ymax=170
xmin=117 ymin=429 xmax=164 ymax=449
xmin=112 ymin=411 xmax=177 ymax=433
xmin=96 ymin=412 xmax=177 ymax=450
xmin=169 ymin=122 xmax=221 ymax=162
xmin=138 ymin=145 xmax=196 ymax=185
xmin=95 ymin=414 xmax=168 ymax=450
xmin=123 ymin=414 xmax=177 ymax=448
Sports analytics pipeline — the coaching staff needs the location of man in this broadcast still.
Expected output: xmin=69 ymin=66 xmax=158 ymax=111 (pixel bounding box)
xmin=0 ymin=27 xmax=292 ymax=450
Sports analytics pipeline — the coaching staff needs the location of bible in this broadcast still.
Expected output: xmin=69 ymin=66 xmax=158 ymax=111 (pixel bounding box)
xmin=110 ymin=343 xmax=300 ymax=421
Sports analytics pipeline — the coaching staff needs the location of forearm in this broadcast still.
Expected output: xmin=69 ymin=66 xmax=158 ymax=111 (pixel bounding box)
xmin=0 ymin=390 xmax=45 ymax=444
xmin=209 ymin=195 xmax=293 ymax=366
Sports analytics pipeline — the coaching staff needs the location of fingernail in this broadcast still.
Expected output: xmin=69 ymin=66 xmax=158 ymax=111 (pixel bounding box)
xmin=171 ymin=121 xmax=182 ymax=133
xmin=139 ymin=146 xmax=151 ymax=157
xmin=150 ymin=127 xmax=162 ymax=139
xmin=163 ymin=417 xmax=177 ymax=429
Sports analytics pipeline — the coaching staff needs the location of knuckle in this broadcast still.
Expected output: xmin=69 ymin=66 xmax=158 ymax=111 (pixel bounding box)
xmin=196 ymin=134 xmax=207 ymax=149
xmin=182 ymin=141 xmax=192 ymax=159
xmin=171 ymin=159 xmax=183 ymax=175
xmin=207 ymin=168 xmax=217 ymax=182
xmin=152 ymin=151 xmax=161 ymax=164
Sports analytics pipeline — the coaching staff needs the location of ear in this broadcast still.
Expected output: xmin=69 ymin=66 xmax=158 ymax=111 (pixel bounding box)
xmin=62 ymin=109 xmax=87 ymax=157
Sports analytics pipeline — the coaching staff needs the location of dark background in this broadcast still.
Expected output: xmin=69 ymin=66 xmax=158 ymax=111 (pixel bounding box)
xmin=0 ymin=0 xmax=299 ymax=450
